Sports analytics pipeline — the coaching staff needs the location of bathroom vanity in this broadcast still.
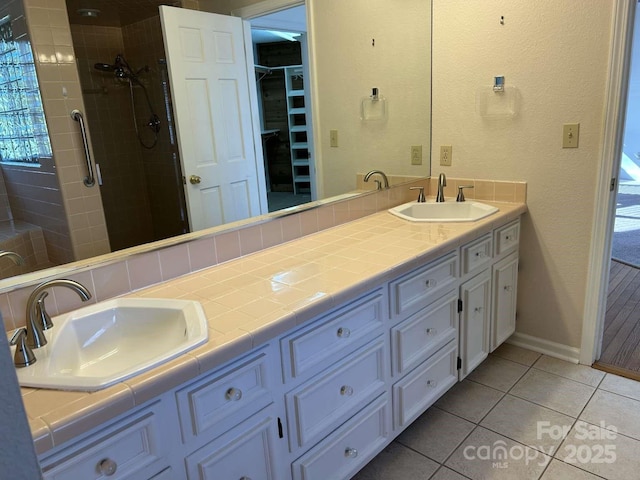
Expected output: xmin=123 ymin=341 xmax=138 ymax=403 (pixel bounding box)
xmin=28 ymin=203 xmax=524 ymax=479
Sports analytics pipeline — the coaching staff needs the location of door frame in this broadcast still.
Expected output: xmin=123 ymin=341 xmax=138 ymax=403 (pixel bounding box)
xmin=232 ymin=0 xmax=321 ymax=200
xmin=581 ymin=0 xmax=637 ymax=364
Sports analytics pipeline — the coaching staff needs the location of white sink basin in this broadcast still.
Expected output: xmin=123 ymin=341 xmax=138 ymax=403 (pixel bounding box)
xmin=389 ymin=201 xmax=499 ymax=222
xmin=14 ymin=298 xmax=208 ymax=391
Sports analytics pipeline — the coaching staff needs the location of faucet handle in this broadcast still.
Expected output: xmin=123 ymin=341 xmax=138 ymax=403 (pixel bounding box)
xmin=456 ymin=185 xmax=474 ymax=202
xmin=410 ymin=186 xmax=426 ymax=203
xmin=10 ymin=328 xmax=36 ymax=367
xmin=36 ymin=291 xmax=53 ymax=330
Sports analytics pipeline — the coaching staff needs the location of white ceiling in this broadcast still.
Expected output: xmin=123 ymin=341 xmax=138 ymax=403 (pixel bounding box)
xmin=250 ymin=5 xmax=306 ymax=44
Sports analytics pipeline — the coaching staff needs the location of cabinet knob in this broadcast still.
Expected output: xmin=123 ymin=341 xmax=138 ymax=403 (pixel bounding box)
xmin=505 ymin=235 xmax=511 ymax=241
xmin=239 ymin=477 xmax=252 ymax=480
xmin=97 ymin=458 xmax=117 ymax=476
xmin=344 ymin=447 xmax=358 ymax=458
xmin=426 ymin=379 xmax=437 ymax=388
xmin=475 ymin=251 xmax=485 ymax=258
xmin=425 ymin=328 xmax=437 ymax=336
xmin=340 ymin=385 xmax=354 ymax=396
xmin=336 ymin=327 xmax=351 ymax=338
xmin=474 ymin=307 xmax=483 ymax=313
xmin=225 ymin=387 xmax=243 ymax=401
xmin=425 ymin=279 xmax=437 ymax=288
xmin=504 ymin=285 xmax=512 ymax=292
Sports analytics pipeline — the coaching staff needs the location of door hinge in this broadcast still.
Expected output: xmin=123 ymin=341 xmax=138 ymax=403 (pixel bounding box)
xmin=457 ymin=356 xmax=462 ymax=370
xmin=610 ymin=177 xmax=616 ymax=192
xmin=457 ymin=299 xmax=463 ymax=313
xmin=277 ymin=417 xmax=284 ymax=439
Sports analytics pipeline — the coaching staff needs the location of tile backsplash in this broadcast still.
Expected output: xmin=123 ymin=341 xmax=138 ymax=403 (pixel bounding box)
xmin=1 ymin=177 xmax=526 ymax=331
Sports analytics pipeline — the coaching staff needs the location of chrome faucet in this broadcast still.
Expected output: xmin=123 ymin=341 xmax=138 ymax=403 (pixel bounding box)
xmin=436 ymin=173 xmax=447 ymax=202
xmin=0 ymin=250 xmax=25 ymax=265
xmin=24 ymin=279 xmax=92 ymax=349
xmin=363 ymin=170 xmax=390 ymax=190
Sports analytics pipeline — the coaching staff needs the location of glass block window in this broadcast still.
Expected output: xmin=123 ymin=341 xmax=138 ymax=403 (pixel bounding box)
xmin=0 ymin=15 xmax=52 ymax=164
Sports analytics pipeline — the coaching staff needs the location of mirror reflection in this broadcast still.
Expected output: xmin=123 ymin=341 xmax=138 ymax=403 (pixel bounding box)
xmin=0 ymin=0 xmax=431 ymax=285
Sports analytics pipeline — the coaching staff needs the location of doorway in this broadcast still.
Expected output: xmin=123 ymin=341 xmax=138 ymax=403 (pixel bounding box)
xmin=589 ymin=2 xmax=640 ymax=379
xmin=594 ymin=4 xmax=640 ymax=377
xmin=248 ymin=4 xmax=316 ymax=212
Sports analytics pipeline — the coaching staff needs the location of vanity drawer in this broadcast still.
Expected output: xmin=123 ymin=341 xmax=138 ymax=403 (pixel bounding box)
xmin=494 ymin=219 xmax=520 ymax=257
xmin=281 ymin=289 xmax=386 ymax=383
xmin=461 ymin=233 xmax=493 ymax=276
xmin=393 ymin=340 xmax=458 ymax=430
xmin=286 ymin=338 xmax=386 ymax=451
xmin=391 ymin=291 xmax=458 ymax=376
xmin=291 ymin=395 xmax=390 ymax=480
xmin=176 ymin=348 xmax=272 ymax=444
xmin=390 ymin=253 xmax=458 ymax=318
xmin=41 ymin=406 xmax=166 ymax=480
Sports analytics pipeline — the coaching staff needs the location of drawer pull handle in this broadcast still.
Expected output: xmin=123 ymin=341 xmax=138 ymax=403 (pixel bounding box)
xmin=425 ymin=279 xmax=437 ymax=288
xmin=344 ymin=447 xmax=358 ymax=458
xmin=426 ymin=379 xmax=438 ymax=388
xmin=337 ymin=327 xmax=351 ymax=338
xmin=504 ymin=285 xmax=512 ymax=292
xmin=97 ymin=458 xmax=117 ymax=476
xmin=340 ymin=385 xmax=354 ymax=396
xmin=426 ymin=328 xmax=437 ymax=336
xmin=225 ymin=387 xmax=243 ymax=401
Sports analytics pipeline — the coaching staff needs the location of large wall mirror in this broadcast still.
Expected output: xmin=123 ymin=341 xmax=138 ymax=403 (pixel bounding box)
xmin=0 ymin=0 xmax=431 ymax=290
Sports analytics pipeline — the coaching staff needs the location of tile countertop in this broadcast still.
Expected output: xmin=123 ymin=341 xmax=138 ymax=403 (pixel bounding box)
xmin=23 ymin=200 xmax=527 ymax=456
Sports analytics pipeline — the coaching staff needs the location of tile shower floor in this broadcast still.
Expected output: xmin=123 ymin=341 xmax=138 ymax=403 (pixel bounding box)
xmin=352 ymin=344 xmax=640 ymax=480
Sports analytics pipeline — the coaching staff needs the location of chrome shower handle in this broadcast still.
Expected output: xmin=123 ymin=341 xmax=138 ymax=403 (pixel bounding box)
xmin=71 ymin=109 xmax=96 ymax=187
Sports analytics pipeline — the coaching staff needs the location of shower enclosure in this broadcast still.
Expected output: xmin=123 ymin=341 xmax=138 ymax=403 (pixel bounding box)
xmin=70 ymin=16 xmax=187 ymax=252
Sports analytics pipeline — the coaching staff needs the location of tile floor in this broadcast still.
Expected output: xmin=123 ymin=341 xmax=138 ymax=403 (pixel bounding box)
xmin=352 ymin=344 xmax=640 ymax=480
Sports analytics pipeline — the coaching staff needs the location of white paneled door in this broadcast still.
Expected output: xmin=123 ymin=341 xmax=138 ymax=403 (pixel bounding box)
xmin=160 ymin=6 xmax=268 ymax=231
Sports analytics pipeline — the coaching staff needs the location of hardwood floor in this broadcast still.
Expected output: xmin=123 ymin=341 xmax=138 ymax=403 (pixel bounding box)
xmin=594 ymin=259 xmax=640 ymax=380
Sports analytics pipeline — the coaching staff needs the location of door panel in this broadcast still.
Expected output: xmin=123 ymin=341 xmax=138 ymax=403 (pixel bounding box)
xmin=160 ymin=6 xmax=267 ymax=231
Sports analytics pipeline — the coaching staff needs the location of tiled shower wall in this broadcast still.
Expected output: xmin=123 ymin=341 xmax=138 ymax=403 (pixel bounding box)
xmin=0 ymin=0 xmax=72 ymax=265
xmin=122 ymin=16 xmax=188 ymax=241
xmin=71 ymin=15 xmax=188 ymax=251
xmin=21 ymin=0 xmax=110 ymax=261
xmin=70 ymin=24 xmax=155 ymax=251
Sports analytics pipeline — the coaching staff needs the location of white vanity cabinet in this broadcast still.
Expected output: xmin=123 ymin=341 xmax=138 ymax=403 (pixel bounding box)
xmin=388 ymin=253 xmax=460 ymax=432
xmin=40 ymin=400 xmax=175 ymax=480
xmin=35 ymin=214 xmax=523 ymax=480
xmin=184 ymin=405 xmax=282 ymax=480
xmin=458 ymin=219 xmax=520 ymax=374
xmin=491 ymin=219 xmax=520 ymax=351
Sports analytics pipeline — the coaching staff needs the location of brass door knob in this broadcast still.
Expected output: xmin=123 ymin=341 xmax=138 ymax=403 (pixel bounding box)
xmin=189 ymin=175 xmax=202 ymax=185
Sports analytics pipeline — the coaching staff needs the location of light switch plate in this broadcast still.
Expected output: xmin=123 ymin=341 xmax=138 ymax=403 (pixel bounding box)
xmin=563 ymin=123 xmax=580 ymax=148
xmin=330 ymin=129 xmax=338 ymax=147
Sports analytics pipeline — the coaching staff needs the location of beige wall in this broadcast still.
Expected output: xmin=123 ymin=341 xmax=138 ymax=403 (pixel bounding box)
xmin=431 ymin=0 xmax=614 ymax=349
xmin=307 ymin=0 xmax=431 ymax=198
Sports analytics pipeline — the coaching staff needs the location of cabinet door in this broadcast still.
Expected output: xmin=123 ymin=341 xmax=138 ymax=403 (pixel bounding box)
xmin=491 ymin=252 xmax=519 ymax=351
xmin=185 ymin=405 xmax=282 ymax=480
xmin=459 ymin=270 xmax=491 ymax=380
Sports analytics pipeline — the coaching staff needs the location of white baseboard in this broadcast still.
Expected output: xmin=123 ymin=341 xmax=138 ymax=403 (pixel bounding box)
xmin=507 ymin=332 xmax=581 ymax=364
